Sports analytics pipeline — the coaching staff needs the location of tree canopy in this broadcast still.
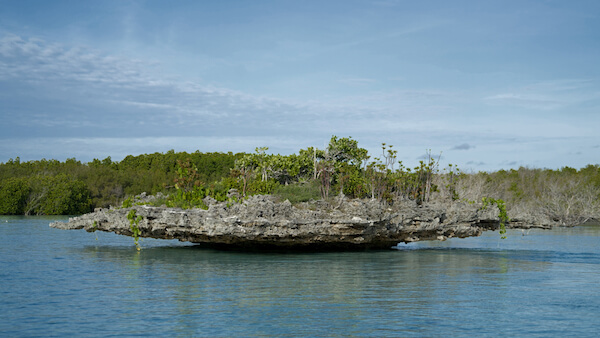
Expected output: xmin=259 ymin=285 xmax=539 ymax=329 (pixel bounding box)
xmin=1 ymin=137 xmax=599 ymax=226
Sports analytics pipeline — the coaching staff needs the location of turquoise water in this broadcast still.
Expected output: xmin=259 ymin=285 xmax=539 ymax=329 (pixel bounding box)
xmin=1 ymin=216 xmax=599 ymax=337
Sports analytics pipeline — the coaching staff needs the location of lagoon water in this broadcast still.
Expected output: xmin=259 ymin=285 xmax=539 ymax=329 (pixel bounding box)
xmin=1 ymin=216 xmax=599 ymax=337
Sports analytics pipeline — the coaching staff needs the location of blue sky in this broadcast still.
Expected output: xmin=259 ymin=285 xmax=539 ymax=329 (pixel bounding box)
xmin=1 ymin=0 xmax=599 ymax=171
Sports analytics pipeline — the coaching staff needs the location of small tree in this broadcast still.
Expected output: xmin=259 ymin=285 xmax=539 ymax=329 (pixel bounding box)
xmin=316 ymin=160 xmax=335 ymax=200
xmin=0 ymin=177 xmax=30 ymax=214
xmin=327 ymin=136 xmax=369 ymax=167
xmin=173 ymin=159 xmax=202 ymax=194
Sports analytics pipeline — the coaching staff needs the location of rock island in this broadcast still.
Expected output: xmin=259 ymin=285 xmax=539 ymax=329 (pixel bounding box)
xmin=50 ymin=194 xmax=549 ymax=250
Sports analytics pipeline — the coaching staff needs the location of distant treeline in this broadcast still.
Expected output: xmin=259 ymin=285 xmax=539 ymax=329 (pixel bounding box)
xmin=0 ymin=150 xmax=243 ymax=215
xmin=1 ymin=137 xmax=599 ymax=226
xmin=450 ymin=165 xmax=600 ymax=226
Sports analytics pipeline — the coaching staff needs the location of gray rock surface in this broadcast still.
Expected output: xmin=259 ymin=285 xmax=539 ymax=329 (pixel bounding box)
xmin=50 ymin=195 xmax=550 ymax=250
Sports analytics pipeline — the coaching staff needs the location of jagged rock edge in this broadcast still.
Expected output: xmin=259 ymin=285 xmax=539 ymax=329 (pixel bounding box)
xmin=50 ymin=195 xmax=551 ymax=250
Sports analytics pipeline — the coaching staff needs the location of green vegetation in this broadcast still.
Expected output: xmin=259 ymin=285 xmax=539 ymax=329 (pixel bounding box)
xmin=481 ymin=197 xmax=509 ymax=239
xmin=452 ymin=165 xmax=600 ymax=226
xmin=273 ymin=180 xmax=321 ymax=204
xmin=0 ymin=173 xmax=91 ymax=215
xmin=1 ymin=137 xmax=599 ymax=229
xmin=0 ymin=151 xmax=242 ymax=215
xmin=0 ymin=177 xmax=29 ymax=214
xmin=127 ymin=209 xmax=143 ymax=251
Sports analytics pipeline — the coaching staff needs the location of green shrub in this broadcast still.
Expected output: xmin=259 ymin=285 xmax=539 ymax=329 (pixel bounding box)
xmin=166 ymin=188 xmax=209 ymax=209
xmin=0 ymin=177 xmax=30 ymax=214
xmin=25 ymin=175 xmax=93 ymax=215
xmin=273 ymin=180 xmax=321 ymax=204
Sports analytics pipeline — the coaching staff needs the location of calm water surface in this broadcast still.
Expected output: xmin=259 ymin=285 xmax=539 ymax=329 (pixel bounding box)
xmin=1 ymin=216 xmax=599 ymax=337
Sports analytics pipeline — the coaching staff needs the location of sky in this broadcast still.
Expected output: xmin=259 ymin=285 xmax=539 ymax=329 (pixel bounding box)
xmin=1 ymin=0 xmax=599 ymax=171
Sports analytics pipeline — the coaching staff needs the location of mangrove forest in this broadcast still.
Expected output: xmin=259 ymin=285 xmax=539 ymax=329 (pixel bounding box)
xmin=1 ymin=136 xmax=599 ymax=226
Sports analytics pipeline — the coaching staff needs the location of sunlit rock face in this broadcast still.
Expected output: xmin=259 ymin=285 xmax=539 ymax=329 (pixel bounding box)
xmin=50 ymin=195 xmax=549 ymax=250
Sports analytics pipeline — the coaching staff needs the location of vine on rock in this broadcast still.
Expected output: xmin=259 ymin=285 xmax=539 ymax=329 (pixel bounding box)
xmin=481 ymin=197 xmax=509 ymax=239
xmin=92 ymin=220 xmax=98 ymax=240
xmin=127 ymin=209 xmax=143 ymax=250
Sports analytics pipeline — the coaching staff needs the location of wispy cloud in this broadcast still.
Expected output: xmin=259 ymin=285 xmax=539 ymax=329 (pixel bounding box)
xmin=338 ymin=78 xmax=377 ymax=86
xmin=0 ymin=34 xmax=322 ymax=138
xmin=2 ymin=31 xmax=598 ymax=171
xmin=0 ymin=136 xmax=311 ymax=162
xmin=0 ymin=35 xmax=146 ymax=87
xmin=451 ymin=143 xmax=475 ymax=151
xmin=483 ymin=79 xmax=599 ymax=110
xmin=484 ymin=93 xmax=562 ymax=110
xmin=503 ymin=161 xmax=520 ymax=167
xmin=0 ymin=34 xmax=475 ymax=146
xmin=3 ymin=34 xmax=455 ymax=159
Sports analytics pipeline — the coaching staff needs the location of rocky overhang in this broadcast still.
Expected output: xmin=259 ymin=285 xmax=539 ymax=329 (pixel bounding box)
xmin=50 ymin=195 xmax=550 ymax=250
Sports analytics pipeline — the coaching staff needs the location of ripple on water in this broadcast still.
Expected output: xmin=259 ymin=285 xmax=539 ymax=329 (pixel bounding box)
xmin=1 ymin=217 xmax=599 ymax=336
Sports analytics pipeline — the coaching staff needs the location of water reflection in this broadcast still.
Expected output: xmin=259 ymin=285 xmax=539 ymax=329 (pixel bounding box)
xmin=72 ymin=237 xmax=588 ymax=336
xmin=3 ymin=217 xmax=600 ymax=336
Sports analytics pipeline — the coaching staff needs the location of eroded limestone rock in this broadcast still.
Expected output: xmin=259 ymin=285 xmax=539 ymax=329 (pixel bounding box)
xmin=50 ymin=195 xmax=550 ymax=250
